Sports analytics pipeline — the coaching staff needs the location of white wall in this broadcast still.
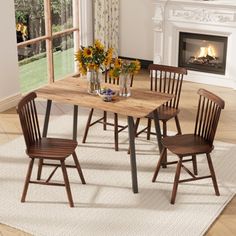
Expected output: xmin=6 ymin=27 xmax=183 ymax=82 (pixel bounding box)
xmin=0 ymin=1 xmax=20 ymax=103
xmin=119 ymin=0 xmax=154 ymax=60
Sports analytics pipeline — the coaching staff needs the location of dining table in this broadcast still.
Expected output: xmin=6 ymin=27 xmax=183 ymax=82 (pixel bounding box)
xmin=35 ymin=75 xmax=174 ymax=193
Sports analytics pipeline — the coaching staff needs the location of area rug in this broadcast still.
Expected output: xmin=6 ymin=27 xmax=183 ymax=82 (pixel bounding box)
xmin=0 ymin=106 xmax=235 ymax=236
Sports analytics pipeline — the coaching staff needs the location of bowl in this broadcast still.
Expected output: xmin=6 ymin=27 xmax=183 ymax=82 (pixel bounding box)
xmin=98 ymin=89 xmax=118 ymax=102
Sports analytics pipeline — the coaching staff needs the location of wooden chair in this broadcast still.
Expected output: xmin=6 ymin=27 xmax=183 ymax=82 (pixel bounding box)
xmin=152 ymin=88 xmax=225 ymax=204
xmin=136 ymin=64 xmax=187 ymax=140
xmin=134 ymin=64 xmax=187 ymax=164
xmin=17 ymin=92 xmax=86 ymax=207
xmin=82 ymin=64 xmax=134 ymax=151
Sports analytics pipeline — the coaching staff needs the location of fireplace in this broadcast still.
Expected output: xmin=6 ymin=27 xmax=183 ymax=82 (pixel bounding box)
xmin=178 ymin=32 xmax=228 ymax=75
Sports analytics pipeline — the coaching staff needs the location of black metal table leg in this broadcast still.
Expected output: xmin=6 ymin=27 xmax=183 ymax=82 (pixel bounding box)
xmin=152 ymin=109 xmax=166 ymax=168
xmin=73 ymin=105 xmax=78 ymax=141
xmin=42 ymin=100 xmax=52 ymax=137
xmin=127 ymin=116 xmax=138 ymax=193
xmin=37 ymin=99 xmax=52 ymax=180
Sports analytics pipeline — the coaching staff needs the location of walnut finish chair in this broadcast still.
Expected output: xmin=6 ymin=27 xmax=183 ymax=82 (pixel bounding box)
xmin=17 ymin=92 xmax=86 ymax=207
xmin=152 ymin=88 xmax=225 ymax=204
xmin=82 ymin=65 xmax=134 ymax=151
xmin=135 ymin=64 xmax=187 ymax=140
xmin=134 ymin=64 xmax=187 ymax=165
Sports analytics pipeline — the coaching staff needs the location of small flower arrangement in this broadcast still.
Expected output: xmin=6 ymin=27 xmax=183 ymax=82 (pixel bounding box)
xmin=109 ymin=58 xmax=141 ymax=97
xmin=75 ymin=40 xmax=113 ymax=75
xmin=109 ymin=58 xmax=141 ymax=79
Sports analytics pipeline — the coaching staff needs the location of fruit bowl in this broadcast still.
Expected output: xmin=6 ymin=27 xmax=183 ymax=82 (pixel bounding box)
xmin=98 ymin=88 xmax=118 ymax=102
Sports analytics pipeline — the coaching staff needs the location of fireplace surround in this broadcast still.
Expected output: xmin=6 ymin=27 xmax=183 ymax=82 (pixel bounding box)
xmin=153 ymin=0 xmax=236 ymax=89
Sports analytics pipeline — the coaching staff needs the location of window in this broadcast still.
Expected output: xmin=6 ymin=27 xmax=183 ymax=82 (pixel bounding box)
xmin=15 ymin=0 xmax=79 ymax=93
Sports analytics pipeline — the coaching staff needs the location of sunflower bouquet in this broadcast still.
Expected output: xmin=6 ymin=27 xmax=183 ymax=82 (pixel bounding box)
xmin=109 ymin=58 xmax=141 ymax=97
xmin=75 ymin=40 xmax=113 ymax=75
xmin=109 ymin=58 xmax=141 ymax=79
xmin=75 ymin=40 xmax=113 ymax=94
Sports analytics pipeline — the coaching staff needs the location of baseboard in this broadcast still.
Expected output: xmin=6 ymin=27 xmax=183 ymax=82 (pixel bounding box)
xmin=118 ymin=56 xmax=153 ymax=69
xmin=0 ymin=93 xmax=22 ymax=112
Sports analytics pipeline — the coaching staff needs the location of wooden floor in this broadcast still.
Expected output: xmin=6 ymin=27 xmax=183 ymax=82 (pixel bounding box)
xmin=0 ymin=70 xmax=236 ymax=235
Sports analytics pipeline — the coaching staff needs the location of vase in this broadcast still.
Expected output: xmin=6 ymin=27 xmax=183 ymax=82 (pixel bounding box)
xmin=119 ymin=73 xmax=131 ymax=97
xmin=87 ymin=70 xmax=102 ymax=95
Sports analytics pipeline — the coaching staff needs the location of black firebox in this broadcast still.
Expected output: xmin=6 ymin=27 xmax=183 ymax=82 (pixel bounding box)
xmin=178 ymin=32 xmax=228 ymax=75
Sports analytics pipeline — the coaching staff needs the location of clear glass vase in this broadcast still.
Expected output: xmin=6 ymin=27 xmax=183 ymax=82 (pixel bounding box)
xmin=87 ymin=69 xmax=102 ymax=95
xmin=119 ymin=73 xmax=131 ymax=97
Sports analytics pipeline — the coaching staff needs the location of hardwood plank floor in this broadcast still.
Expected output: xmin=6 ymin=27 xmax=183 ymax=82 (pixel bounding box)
xmin=0 ymin=70 xmax=236 ymax=235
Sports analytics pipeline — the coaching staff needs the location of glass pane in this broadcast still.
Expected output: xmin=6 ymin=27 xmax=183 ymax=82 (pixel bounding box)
xmin=51 ymin=0 xmax=73 ymax=33
xmin=15 ymin=0 xmax=45 ymax=42
xmin=53 ymin=33 xmax=75 ymax=80
xmin=18 ymin=41 xmax=48 ymax=93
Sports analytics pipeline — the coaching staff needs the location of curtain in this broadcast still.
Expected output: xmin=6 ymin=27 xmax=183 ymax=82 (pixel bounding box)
xmin=94 ymin=0 xmax=119 ymax=56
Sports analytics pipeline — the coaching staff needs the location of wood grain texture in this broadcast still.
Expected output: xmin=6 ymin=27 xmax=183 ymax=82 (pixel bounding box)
xmin=35 ymin=76 xmax=174 ymax=118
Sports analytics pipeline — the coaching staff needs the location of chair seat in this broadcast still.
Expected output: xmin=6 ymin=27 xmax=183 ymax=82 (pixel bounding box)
xmin=162 ymin=134 xmax=213 ymax=156
xmin=27 ymin=138 xmax=78 ymax=159
xmin=147 ymin=106 xmax=180 ymax=121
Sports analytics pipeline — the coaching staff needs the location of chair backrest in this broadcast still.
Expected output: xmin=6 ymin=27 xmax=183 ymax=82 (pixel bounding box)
xmin=194 ymin=88 xmax=225 ymax=144
xmin=148 ymin=64 xmax=187 ymax=109
xmin=104 ymin=58 xmax=134 ymax=87
xmin=17 ymin=92 xmax=41 ymax=150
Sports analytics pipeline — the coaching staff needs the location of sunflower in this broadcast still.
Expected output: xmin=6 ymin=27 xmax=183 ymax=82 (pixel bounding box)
xmin=83 ymin=47 xmax=93 ymax=58
xmin=132 ymin=60 xmax=141 ymax=74
xmin=75 ymin=39 xmax=113 ymax=75
xmin=104 ymin=48 xmax=113 ymax=67
xmin=78 ymin=63 xmax=87 ymax=75
xmin=114 ymin=58 xmax=122 ymax=68
xmin=95 ymin=39 xmax=105 ymax=51
xmin=75 ymin=50 xmax=83 ymax=62
xmin=109 ymin=68 xmax=120 ymax=79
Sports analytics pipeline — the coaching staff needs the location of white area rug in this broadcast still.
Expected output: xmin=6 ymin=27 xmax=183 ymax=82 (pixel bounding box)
xmin=0 ymin=106 xmax=235 ymax=236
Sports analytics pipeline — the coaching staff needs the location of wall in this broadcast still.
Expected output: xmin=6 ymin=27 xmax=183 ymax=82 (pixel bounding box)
xmin=119 ymin=0 xmax=154 ymax=60
xmin=0 ymin=0 xmax=21 ymax=111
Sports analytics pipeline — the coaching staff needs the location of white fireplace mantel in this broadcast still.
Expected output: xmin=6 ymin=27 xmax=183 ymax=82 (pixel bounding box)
xmin=152 ymin=0 xmax=236 ymax=89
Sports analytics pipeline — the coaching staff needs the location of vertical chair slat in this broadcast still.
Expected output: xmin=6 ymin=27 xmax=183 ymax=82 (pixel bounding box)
xmin=25 ymin=103 xmax=34 ymax=144
xmin=202 ymin=99 xmax=210 ymax=139
xmin=33 ymin=100 xmax=41 ymax=140
xmin=197 ymin=96 xmax=205 ymax=136
xmin=194 ymin=95 xmax=202 ymax=135
xmin=30 ymin=100 xmax=38 ymax=141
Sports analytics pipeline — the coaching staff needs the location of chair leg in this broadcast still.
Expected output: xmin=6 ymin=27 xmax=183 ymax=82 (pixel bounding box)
xmin=60 ymin=160 xmax=74 ymax=207
xmin=174 ymin=116 xmax=182 ymax=135
xmin=162 ymin=121 xmax=167 ymax=137
xmin=82 ymin=108 xmax=94 ymax=143
xmin=171 ymin=157 xmax=182 ymax=204
xmin=72 ymin=152 xmax=86 ymax=184
xmin=206 ymin=153 xmax=220 ymax=196
xmin=21 ymin=158 xmax=34 ymax=202
xmin=135 ymin=118 xmax=140 ymax=137
xmin=152 ymin=148 xmax=167 ymax=182
xmin=37 ymin=159 xmax=43 ymax=180
xmin=114 ymin=113 xmax=119 ymax=151
xmin=147 ymin=118 xmax=152 ymax=140
xmin=103 ymin=111 xmax=107 ymax=130
xmin=192 ymin=154 xmax=198 ymax=175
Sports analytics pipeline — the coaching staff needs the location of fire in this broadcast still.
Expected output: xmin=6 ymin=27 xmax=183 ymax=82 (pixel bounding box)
xmin=198 ymin=45 xmax=216 ymax=58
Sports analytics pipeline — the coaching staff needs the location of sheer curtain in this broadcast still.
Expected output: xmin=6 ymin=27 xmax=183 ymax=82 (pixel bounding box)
xmin=94 ymin=0 xmax=119 ymax=56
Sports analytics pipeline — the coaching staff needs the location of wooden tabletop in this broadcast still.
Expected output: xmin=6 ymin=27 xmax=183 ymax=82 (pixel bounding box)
xmin=36 ymin=76 xmax=174 ymax=118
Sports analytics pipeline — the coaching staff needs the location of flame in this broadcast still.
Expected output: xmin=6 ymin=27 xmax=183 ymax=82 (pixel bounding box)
xmin=197 ymin=45 xmax=216 ymax=58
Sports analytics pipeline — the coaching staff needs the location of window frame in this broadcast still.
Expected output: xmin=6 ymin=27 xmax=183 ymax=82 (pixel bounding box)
xmin=16 ymin=0 xmax=80 ymax=85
